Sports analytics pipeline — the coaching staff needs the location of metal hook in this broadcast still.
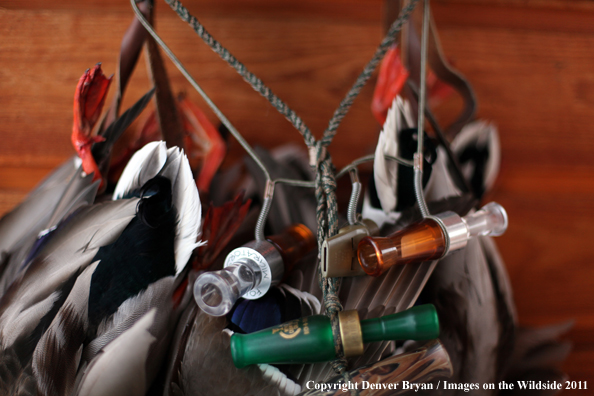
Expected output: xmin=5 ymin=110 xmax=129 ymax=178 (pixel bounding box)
xmin=335 ymin=154 xmax=413 ymax=180
xmin=347 ymin=169 xmax=362 ymax=225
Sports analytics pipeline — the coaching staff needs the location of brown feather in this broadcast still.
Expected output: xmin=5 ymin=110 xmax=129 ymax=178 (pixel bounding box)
xmin=32 ymin=262 xmax=95 ymax=396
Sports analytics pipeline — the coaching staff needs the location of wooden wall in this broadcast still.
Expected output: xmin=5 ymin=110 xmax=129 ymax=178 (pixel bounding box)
xmin=1 ymin=0 xmax=593 ymax=387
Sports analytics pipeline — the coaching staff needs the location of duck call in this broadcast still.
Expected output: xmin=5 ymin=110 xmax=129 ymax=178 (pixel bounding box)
xmin=194 ymin=224 xmax=316 ymax=316
xmin=230 ymin=304 xmax=439 ymax=368
xmin=357 ymin=202 xmax=508 ymax=277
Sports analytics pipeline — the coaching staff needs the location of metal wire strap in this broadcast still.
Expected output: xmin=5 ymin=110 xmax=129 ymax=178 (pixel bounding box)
xmin=135 ymin=0 xmax=420 ymax=244
xmin=164 ymin=0 xmax=316 ymax=147
xmin=413 ymin=0 xmax=431 ymax=218
xmin=164 ymin=0 xmax=419 ymax=150
xmin=153 ymin=0 xmax=420 ymax=382
xmin=320 ymin=0 xmax=419 ymax=147
xmin=130 ymin=0 xmax=271 ymax=184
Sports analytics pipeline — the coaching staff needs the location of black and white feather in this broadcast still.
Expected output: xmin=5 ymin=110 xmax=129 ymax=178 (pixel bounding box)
xmin=373 ymin=96 xmax=414 ymax=216
xmin=113 ymin=141 xmax=204 ymax=275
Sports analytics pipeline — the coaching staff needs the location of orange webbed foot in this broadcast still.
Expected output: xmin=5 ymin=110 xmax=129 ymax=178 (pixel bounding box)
xmin=71 ymin=64 xmax=112 ymax=183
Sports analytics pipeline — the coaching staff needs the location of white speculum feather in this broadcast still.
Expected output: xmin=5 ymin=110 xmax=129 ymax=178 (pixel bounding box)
xmin=373 ymin=96 xmax=414 ymax=214
xmin=113 ymin=141 xmax=203 ymax=275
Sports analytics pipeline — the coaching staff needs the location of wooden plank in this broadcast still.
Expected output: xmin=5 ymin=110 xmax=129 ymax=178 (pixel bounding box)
xmin=0 ymin=167 xmax=55 ymax=191
xmin=0 ymin=0 xmax=384 ymax=22
xmin=3 ymin=4 xmax=594 ymax=171
xmin=0 ymin=8 xmax=384 ymax=170
xmin=433 ymin=1 xmax=594 ymax=34
xmin=0 ymin=191 xmax=28 ymax=219
xmin=1 ymin=1 xmax=594 ymax=387
xmin=4 ymin=0 xmax=594 ymax=32
xmin=434 ymin=25 xmax=594 ymax=171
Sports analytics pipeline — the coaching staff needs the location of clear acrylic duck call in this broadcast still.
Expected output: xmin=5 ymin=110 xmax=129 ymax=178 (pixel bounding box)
xmin=194 ymin=224 xmax=316 ymax=316
xmin=357 ymin=202 xmax=508 ymax=277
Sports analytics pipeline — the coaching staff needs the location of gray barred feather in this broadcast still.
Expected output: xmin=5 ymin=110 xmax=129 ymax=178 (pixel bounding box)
xmin=84 ymin=276 xmax=175 ymax=362
xmin=75 ymin=309 xmax=159 ymax=396
xmin=421 ymin=238 xmax=511 ymax=394
xmin=0 ymin=347 xmax=37 ymax=396
xmin=1 ymin=172 xmax=99 ymax=296
xmin=0 ymin=158 xmax=81 ymax=296
xmin=0 ymin=199 xmax=137 ymax=349
xmin=32 ymin=262 xmax=96 ymax=396
xmin=0 ymin=158 xmax=79 ymax=256
xmin=164 ymin=303 xmax=300 ymax=396
xmin=43 ymin=172 xmax=100 ymax=232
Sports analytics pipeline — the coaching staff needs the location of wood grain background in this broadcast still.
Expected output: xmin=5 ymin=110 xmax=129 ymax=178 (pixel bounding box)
xmin=1 ymin=0 xmax=593 ymax=388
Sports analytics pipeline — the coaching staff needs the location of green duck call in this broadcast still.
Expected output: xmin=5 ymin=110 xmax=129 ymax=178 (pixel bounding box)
xmin=230 ymin=304 xmax=439 ymax=368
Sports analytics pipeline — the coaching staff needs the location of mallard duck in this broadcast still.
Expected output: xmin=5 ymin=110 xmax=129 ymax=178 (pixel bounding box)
xmin=0 ymin=141 xmax=201 ymax=396
xmin=0 ymin=65 xmax=153 ymax=298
